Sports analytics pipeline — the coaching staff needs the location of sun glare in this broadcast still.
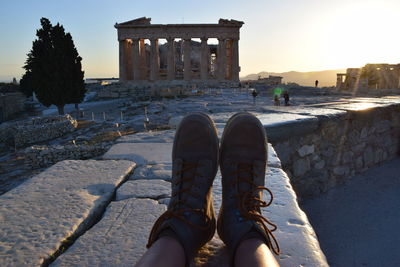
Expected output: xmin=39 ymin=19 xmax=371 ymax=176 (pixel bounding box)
xmin=322 ymin=1 xmax=400 ymax=69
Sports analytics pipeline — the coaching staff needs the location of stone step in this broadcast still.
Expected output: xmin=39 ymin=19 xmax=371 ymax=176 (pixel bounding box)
xmin=103 ymin=143 xmax=172 ymax=165
xmin=51 ymin=198 xmax=166 ymax=267
xmin=0 ymin=159 xmax=135 ymax=266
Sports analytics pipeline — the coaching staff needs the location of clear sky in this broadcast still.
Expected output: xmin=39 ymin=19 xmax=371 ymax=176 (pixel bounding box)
xmin=1 ymin=0 xmax=399 ymax=81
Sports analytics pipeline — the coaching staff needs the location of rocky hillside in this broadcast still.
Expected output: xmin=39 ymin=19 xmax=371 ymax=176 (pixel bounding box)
xmin=241 ymin=69 xmax=346 ymax=87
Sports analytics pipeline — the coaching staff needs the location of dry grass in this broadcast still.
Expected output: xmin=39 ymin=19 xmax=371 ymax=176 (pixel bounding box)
xmin=87 ymin=130 xmax=136 ymax=145
xmin=76 ymin=120 xmax=95 ymax=129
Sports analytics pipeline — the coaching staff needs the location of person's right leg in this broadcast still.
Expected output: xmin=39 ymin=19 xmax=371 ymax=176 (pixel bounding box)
xmin=218 ymin=112 xmax=280 ymax=266
xmin=235 ymin=238 xmax=279 ymax=267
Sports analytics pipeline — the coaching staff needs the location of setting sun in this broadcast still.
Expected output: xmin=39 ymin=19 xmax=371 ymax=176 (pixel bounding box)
xmin=320 ymin=0 xmax=400 ymax=69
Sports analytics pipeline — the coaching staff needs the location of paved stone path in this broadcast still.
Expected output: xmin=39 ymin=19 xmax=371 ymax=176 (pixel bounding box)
xmin=5 ymin=95 xmax=400 ymax=266
xmin=53 ymin=128 xmax=327 ymax=266
xmin=301 ymin=157 xmax=400 ymax=267
xmin=0 ymin=160 xmax=135 ymax=266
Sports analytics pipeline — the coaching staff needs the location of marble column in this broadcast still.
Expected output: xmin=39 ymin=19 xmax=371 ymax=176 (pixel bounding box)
xmin=231 ymin=38 xmax=240 ymax=81
xmin=183 ymin=39 xmax=191 ymax=81
xmin=119 ymin=40 xmax=127 ymax=82
xmin=131 ymin=38 xmax=140 ymax=80
xmin=217 ymin=38 xmax=226 ymax=81
xmin=139 ymin=39 xmax=147 ymax=80
xmin=167 ymin=38 xmax=175 ymax=80
xmin=125 ymin=40 xmax=133 ymax=80
xmin=149 ymin=38 xmax=159 ymax=81
xmin=200 ymin=37 xmax=209 ymax=80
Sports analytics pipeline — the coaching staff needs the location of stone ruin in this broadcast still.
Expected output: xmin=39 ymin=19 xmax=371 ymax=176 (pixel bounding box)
xmin=337 ymin=63 xmax=400 ymax=91
xmin=0 ymin=114 xmax=77 ymax=147
xmin=0 ymin=92 xmax=25 ymax=122
xmin=24 ymin=144 xmax=108 ymax=168
xmin=115 ymin=17 xmax=243 ymax=87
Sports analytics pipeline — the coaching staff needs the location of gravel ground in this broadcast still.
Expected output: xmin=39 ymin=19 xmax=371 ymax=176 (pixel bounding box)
xmin=301 ymin=157 xmax=400 ymax=267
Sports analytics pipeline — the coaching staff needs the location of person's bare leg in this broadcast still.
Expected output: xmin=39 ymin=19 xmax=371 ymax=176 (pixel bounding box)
xmin=134 ymin=236 xmax=185 ymax=267
xmin=235 ymin=238 xmax=280 ymax=267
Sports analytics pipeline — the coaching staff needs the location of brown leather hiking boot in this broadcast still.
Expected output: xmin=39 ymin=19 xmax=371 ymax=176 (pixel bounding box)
xmin=147 ymin=113 xmax=219 ymax=262
xmin=217 ymin=112 xmax=280 ymax=258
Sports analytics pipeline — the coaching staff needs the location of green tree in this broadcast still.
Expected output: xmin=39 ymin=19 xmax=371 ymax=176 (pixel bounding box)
xmin=20 ymin=17 xmax=86 ymax=115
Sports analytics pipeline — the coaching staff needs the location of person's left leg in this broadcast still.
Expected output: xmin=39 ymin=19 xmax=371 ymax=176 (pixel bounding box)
xmin=137 ymin=113 xmax=219 ymax=266
xmin=134 ymin=236 xmax=185 ymax=267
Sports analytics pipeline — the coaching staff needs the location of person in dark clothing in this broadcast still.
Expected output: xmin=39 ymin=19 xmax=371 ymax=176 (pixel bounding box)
xmin=283 ymin=91 xmax=289 ymax=106
xmin=252 ymin=89 xmax=258 ymax=104
xmin=315 ymin=80 xmax=319 ymax=87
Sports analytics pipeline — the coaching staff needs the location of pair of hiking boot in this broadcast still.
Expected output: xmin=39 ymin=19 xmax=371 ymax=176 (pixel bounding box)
xmin=146 ymin=112 xmax=279 ymax=263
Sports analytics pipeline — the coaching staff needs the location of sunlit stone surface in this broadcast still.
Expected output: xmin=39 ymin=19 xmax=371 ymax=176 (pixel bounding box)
xmin=0 ymin=160 xmax=135 ymax=266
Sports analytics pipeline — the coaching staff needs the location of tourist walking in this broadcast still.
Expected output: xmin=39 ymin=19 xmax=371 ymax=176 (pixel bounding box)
xmin=283 ymin=90 xmax=290 ymax=106
xmin=252 ymin=89 xmax=258 ymax=104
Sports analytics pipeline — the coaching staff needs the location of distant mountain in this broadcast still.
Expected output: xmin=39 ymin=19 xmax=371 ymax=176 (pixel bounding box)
xmin=241 ymin=69 xmax=346 ymax=87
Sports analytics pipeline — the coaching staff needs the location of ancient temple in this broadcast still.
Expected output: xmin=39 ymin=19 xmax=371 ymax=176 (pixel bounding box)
xmin=114 ymin=17 xmax=244 ymax=84
xmin=337 ymin=64 xmax=400 ymax=91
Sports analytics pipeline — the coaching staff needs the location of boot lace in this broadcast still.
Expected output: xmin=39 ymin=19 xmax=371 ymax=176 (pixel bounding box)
xmin=147 ymin=161 xmax=212 ymax=248
xmin=233 ymin=162 xmax=280 ymax=255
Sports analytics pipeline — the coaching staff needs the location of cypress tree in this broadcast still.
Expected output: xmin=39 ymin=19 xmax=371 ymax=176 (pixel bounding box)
xmin=20 ymin=17 xmax=86 ymax=115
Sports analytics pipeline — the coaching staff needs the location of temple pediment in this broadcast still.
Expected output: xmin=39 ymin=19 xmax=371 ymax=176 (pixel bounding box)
xmin=116 ymin=17 xmax=151 ymax=27
xmin=218 ymin=19 xmax=244 ymax=26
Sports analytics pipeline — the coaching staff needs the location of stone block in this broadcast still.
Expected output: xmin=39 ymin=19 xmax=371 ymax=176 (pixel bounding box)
xmin=273 ymin=141 xmax=292 ymax=166
xmin=116 ymin=179 xmax=171 ymax=201
xmin=376 ymin=120 xmax=391 ymax=133
xmin=293 ymin=158 xmax=311 ymax=177
xmin=355 ymin=156 xmax=364 ymax=171
xmin=352 ymin=142 xmax=366 ymax=154
xmin=298 ymin=145 xmax=315 ymax=157
xmin=360 ymin=127 xmax=368 ymax=139
xmin=117 ymin=130 xmax=175 ymax=143
xmin=51 ymin=199 xmax=166 ymax=266
xmin=103 ymin=143 xmax=172 ymax=165
xmin=0 ymin=160 xmax=135 ymax=267
xmin=374 ymin=148 xmax=384 ymax=164
xmin=168 ymin=116 xmax=184 ymax=129
xmin=263 ymin=116 xmax=319 ymax=143
xmin=333 ymin=165 xmax=350 ymax=176
xmin=315 ymin=160 xmax=325 ymax=170
xmin=342 ymin=151 xmax=354 ymax=164
xmin=363 ymin=147 xmax=374 ymax=167
xmin=321 ymin=144 xmax=335 ymax=157
xmin=130 ymin=164 xmax=172 ymax=181
xmin=347 ymin=130 xmax=359 ymax=144
xmin=263 ymin=168 xmax=328 ymax=266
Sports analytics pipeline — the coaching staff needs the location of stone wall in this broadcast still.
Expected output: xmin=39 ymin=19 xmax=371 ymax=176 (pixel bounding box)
xmin=0 ymin=92 xmax=25 ymax=122
xmin=96 ymin=81 xmax=239 ymax=99
xmin=24 ymin=144 xmax=109 ymax=168
xmin=0 ymin=115 xmax=78 ymax=147
xmin=270 ymin=104 xmax=400 ymax=198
